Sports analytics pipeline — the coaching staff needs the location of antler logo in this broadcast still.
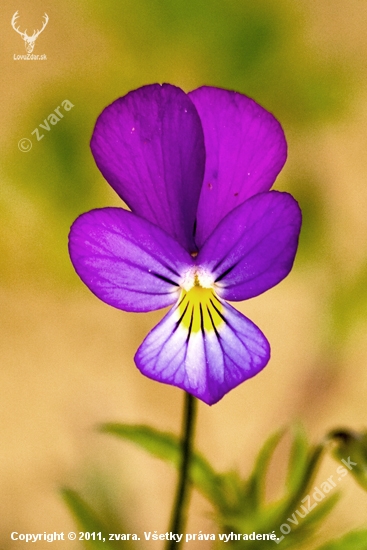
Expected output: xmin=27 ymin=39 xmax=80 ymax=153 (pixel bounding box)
xmin=11 ymin=11 xmax=49 ymax=53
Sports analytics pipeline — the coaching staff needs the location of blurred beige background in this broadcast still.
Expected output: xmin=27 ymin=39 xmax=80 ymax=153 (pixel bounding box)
xmin=2 ymin=0 xmax=367 ymax=548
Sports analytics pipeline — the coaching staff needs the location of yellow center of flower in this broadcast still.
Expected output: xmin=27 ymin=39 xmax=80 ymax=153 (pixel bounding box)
xmin=178 ymin=285 xmax=224 ymax=334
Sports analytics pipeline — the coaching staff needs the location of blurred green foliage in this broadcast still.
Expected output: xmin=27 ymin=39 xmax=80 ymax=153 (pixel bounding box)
xmin=327 ymin=428 xmax=367 ymax=492
xmin=330 ymin=263 xmax=367 ymax=343
xmin=286 ymin=173 xmax=327 ymax=263
xmin=100 ymin=424 xmax=339 ymax=549
xmin=65 ymin=424 xmax=367 ymax=549
xmin=94 ymin=0 xmax=349 ymax=124
xmin=316 ymin=530 xmax=367 ymax=550
xmin=63 ymin=488 xmax=136 ymax=550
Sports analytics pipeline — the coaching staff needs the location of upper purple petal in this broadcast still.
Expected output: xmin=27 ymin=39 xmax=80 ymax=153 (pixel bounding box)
xmin=188 ymin=86 xmax=288 ymax=247
xmin=68 ymin=207 xmax=193 ymax=312
xmin=91 ymin=84 xmax=205 ymax=253
xmin=197 ymin=191 xmax=302 ymax=301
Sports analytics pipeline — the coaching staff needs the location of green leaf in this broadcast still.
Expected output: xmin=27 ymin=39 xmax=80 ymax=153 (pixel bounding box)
xmin=327 ymin=429 xmax=367 ymax=491
xmin=286 ymin=425 xmax=309 ymax=493
xmin=244 ymin=429 xmax=285 ymax=511
xmin=264 ymin=493 xmax=340 ymax=550
xmin=294 ymin=491 xmax=340 ymax=531
xmin=100 ymin=423 xmax=224 ymax=506
xmin=242 ymin=429 xmax=284 ymax=515
xmin=213 ymin=469 xmax=245 ymax=518
xmin=278 ymin=443 xmax=326 ymax=521
xmin=315 ymin=529 xmax=367 ymax=550
xmin=61 ymin=488 xmax=120 ymax=550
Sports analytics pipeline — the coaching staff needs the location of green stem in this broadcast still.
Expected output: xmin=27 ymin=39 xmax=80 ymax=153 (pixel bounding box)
xmin=166 ymin=392 xmax=197 ymax=549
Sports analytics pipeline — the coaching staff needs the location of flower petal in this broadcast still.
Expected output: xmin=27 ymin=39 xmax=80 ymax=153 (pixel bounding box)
xmin=68 ymin=207 xmax=193 ymax=312
xmin=197 ymin=191 xmax=302 ymax=301
xmin=91 ymin=84 xmax=205 ymax=253
xmin=189 ymin=86 xmax=287 ymax=247
xmin=135 ymin=291 xmax=270 ymax=405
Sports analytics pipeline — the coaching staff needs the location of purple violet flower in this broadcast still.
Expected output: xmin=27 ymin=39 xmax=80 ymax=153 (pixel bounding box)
xmin=69 ymin=84 xmax=301 ymax=405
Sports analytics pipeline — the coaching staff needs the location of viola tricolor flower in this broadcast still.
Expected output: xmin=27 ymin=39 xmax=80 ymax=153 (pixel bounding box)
xmin=69 ymin=84 xmax=301 ymax=405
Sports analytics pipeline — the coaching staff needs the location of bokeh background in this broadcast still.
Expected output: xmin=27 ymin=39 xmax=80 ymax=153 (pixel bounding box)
xmin=2 ymin=0 xmax=367 ymax=547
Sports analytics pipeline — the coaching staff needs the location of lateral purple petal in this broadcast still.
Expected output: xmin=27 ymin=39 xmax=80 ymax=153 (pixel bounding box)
xmin=197 ymin=191 xmax=302 ymax=301
xmin=91 ymin=84 xmax=205 ymax=253
xmin=135 ymin=295 xmax=269 ymax=405
xmin=189 ymin=86 xmax=287 ymax=247
xmin=68 ymin=208 xmax=193 ymax=312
